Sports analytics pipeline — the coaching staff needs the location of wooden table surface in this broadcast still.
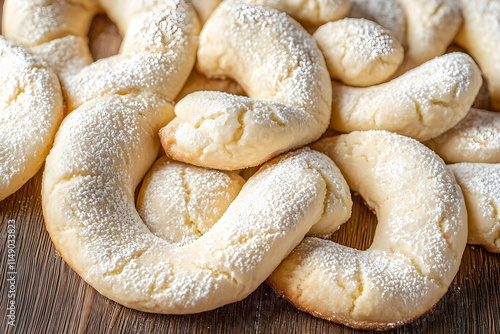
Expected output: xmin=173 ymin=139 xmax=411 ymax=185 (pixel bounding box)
xmin=1 ymin=3 xmax=499 ymax=334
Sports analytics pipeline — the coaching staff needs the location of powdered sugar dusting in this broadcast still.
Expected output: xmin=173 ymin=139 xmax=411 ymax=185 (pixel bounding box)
xmin=426 ymin=108 xmax=500 ymax=163
xmin=5 ymin=0 xmax=199 ymax=110
xmin=349 ymin=0 xmax=406 ymax=44
xmin=37 ymin=0 xmax=345 ymax=313
xmin=2 ymin=0 xmax=101 ymax=48
xmin=64 ymin=1 xmax=199 ymax=110
xmin=456 ymin=0 xmax=500 ymax=109
xmin=313 ymin=18 xmax=403 ymax=86
xmin=331 ymin=52 xmax=482 ymax=141
xmin=0 ymin=36 xmax=63 ymax=198
xmin=162 ymin=2 xmax=331 ymax=169
xmin=45 ymin=91 xmax=173 ymax=290
xmin=287 ymin=238 xmax=440 ymax=321
xmin=450 ymin=164 xmax=500 ymax=208
xmin=273 ymin=131 xmax=467 ymax=325
xmin=47 ymin=111 xmax=338 ymax=311
xmin=448 ymin=163 xmax=500 ymax=251
xmin=397 ymin=0 xmax=461 ymax=70
xmin=225 ymin=0 xmax=350 ymax=27
xmin=440 ymin=108 xmax=500 ymax=150
xmin=205 ymin=3 xmax=331 ymax=116
xmin=167 ymin=91 xmax=319 ymax=169
xmin=342 ymin=19 xmax=399 ymax=60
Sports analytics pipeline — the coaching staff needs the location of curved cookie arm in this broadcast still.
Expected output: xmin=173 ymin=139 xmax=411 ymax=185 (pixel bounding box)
xmin=160 ymin=92 xmax=318 ymax=170
xmin=2 ymin=0 xmax=100 ymax=78
xmin=396 ymin=0 xmax=462 ymax=74
xmin=62 ymin=1 xmax=201 ymax=111
xmin=425 ymin=108 xmax=500 ymax=163
xmin=0 ymin=37 xmax=64 ymax=201
xmin=191 ymin=0 xmax=351 ymax=27
xmin=3 ymin=0 xmax=201 ymax=112
xmin=330 ymin=53 xmax=482 ymax=141
xmin=43 ymin=96 xmax=351 ymax=312
xmin=229 ymin=0 xmax=351 ymax=28
xmin=455 ymin=0 xmax=500 ymax=111
xmin=269 ymin=131 xmax=467 ymax=330
xmin=160 ymin=3 xmax=331 ymax=170
xmin=448 ymin=163 xmax=500 ymax=253
xmin=138 ymin=154 xmax=352 ymax=244
xmin=2 ymin=0 xmax=101 ymax=47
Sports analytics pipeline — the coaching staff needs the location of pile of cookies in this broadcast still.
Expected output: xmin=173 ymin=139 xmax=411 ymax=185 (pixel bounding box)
xmin=0 ymin=0 xmax=498 ymax=330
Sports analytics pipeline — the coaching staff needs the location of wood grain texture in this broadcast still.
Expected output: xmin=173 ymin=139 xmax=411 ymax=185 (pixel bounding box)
xmin=1 ymin=4 xmax=499 ymax=334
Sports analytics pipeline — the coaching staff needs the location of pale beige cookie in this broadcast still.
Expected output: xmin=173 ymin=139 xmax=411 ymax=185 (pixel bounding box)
xmin=313 ymin=18 xmax=404 ymax=87
xmin=34 ymin=0 xmax=259 ymax=314
xmin=269 ymin=130 xmax=467 ymax=330
xmin=160 ymin=3 xmax=332 ymax=170
xmin=29 ymin=35 xmax=93 ymax=79
xmin=349 ymin=0 xmax=406 ymax=44
xmin=34 ymin=0 xmax=352 ymax=313
xmin=425 ymin=108 xmax=500 ymax=163
xmin=175 ymin=68 xmax=245 ymax=103
xmin=330 ymin=52 xmax=482 ymax=141
xmin=448 ymin=163 xmax=500 ymax=253
xmin=43 ymin=98 xmax=353 ymax=313
xmin=2 ymin=0 xmax=101 ymax=47
xmin=0 ymin=36 xmax=64 ymax=201
xmin=139 ymin=150 xmax=352 ymax=243
xmin=191 ymin=0 xmax=351 ymax=28
xmin=396 ymin=0 xmax=462 ymax=74
xmin=455 ymin=0 xmax=500 ymax=111
xmin=3 ymin=0 xmax=200 ymax=111
xmin=229 ymin=0 xmax=351 ymax=28
xmin=137 ymin=156 xmax=245 ymax=246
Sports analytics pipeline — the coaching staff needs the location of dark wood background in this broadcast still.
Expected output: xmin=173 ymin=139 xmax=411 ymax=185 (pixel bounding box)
xmin=1 ymin=3 xmax=499 ymax=333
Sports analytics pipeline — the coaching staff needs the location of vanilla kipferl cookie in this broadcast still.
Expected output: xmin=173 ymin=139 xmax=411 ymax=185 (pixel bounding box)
xmin=330 ymin=53 xmax=482 ymax=141
xmin=44 ymin=102 xmax=353 ymax=312
xmin=160 ymin=3 xmax=332 ymax=170
xmin=38 ymin=0 xmax=212 ymax=313
xmin=137 ymin=157 xmax=245 ymax=246
xmin=0 ymin=36 xmax=63 ymax=201
xmin=269 ymin=131 xmax=467 ymax=330
xmin=3 ymin=0 xmax=200 ymax=112
xmin=349 ymin=0 xmax=406 ymax=45
xmin=191 ymin=0 xmax=351 ymax=28
xmin=313 ymin=18 xmax=404 ymax=87
xmin=455 ymin=0 xmax=500 ymax=110
xmin=138 ymin=154 xmax=352 ymax=244
xmin=448 ymin=163 xmax=500 ymax=253
xmin=425 ymin=108 xmax=500 ymax=163
xmin=396 ymin=0 xmax=461 ymax=73
xmin=38 ymin=0 xmax=352 ymax=313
